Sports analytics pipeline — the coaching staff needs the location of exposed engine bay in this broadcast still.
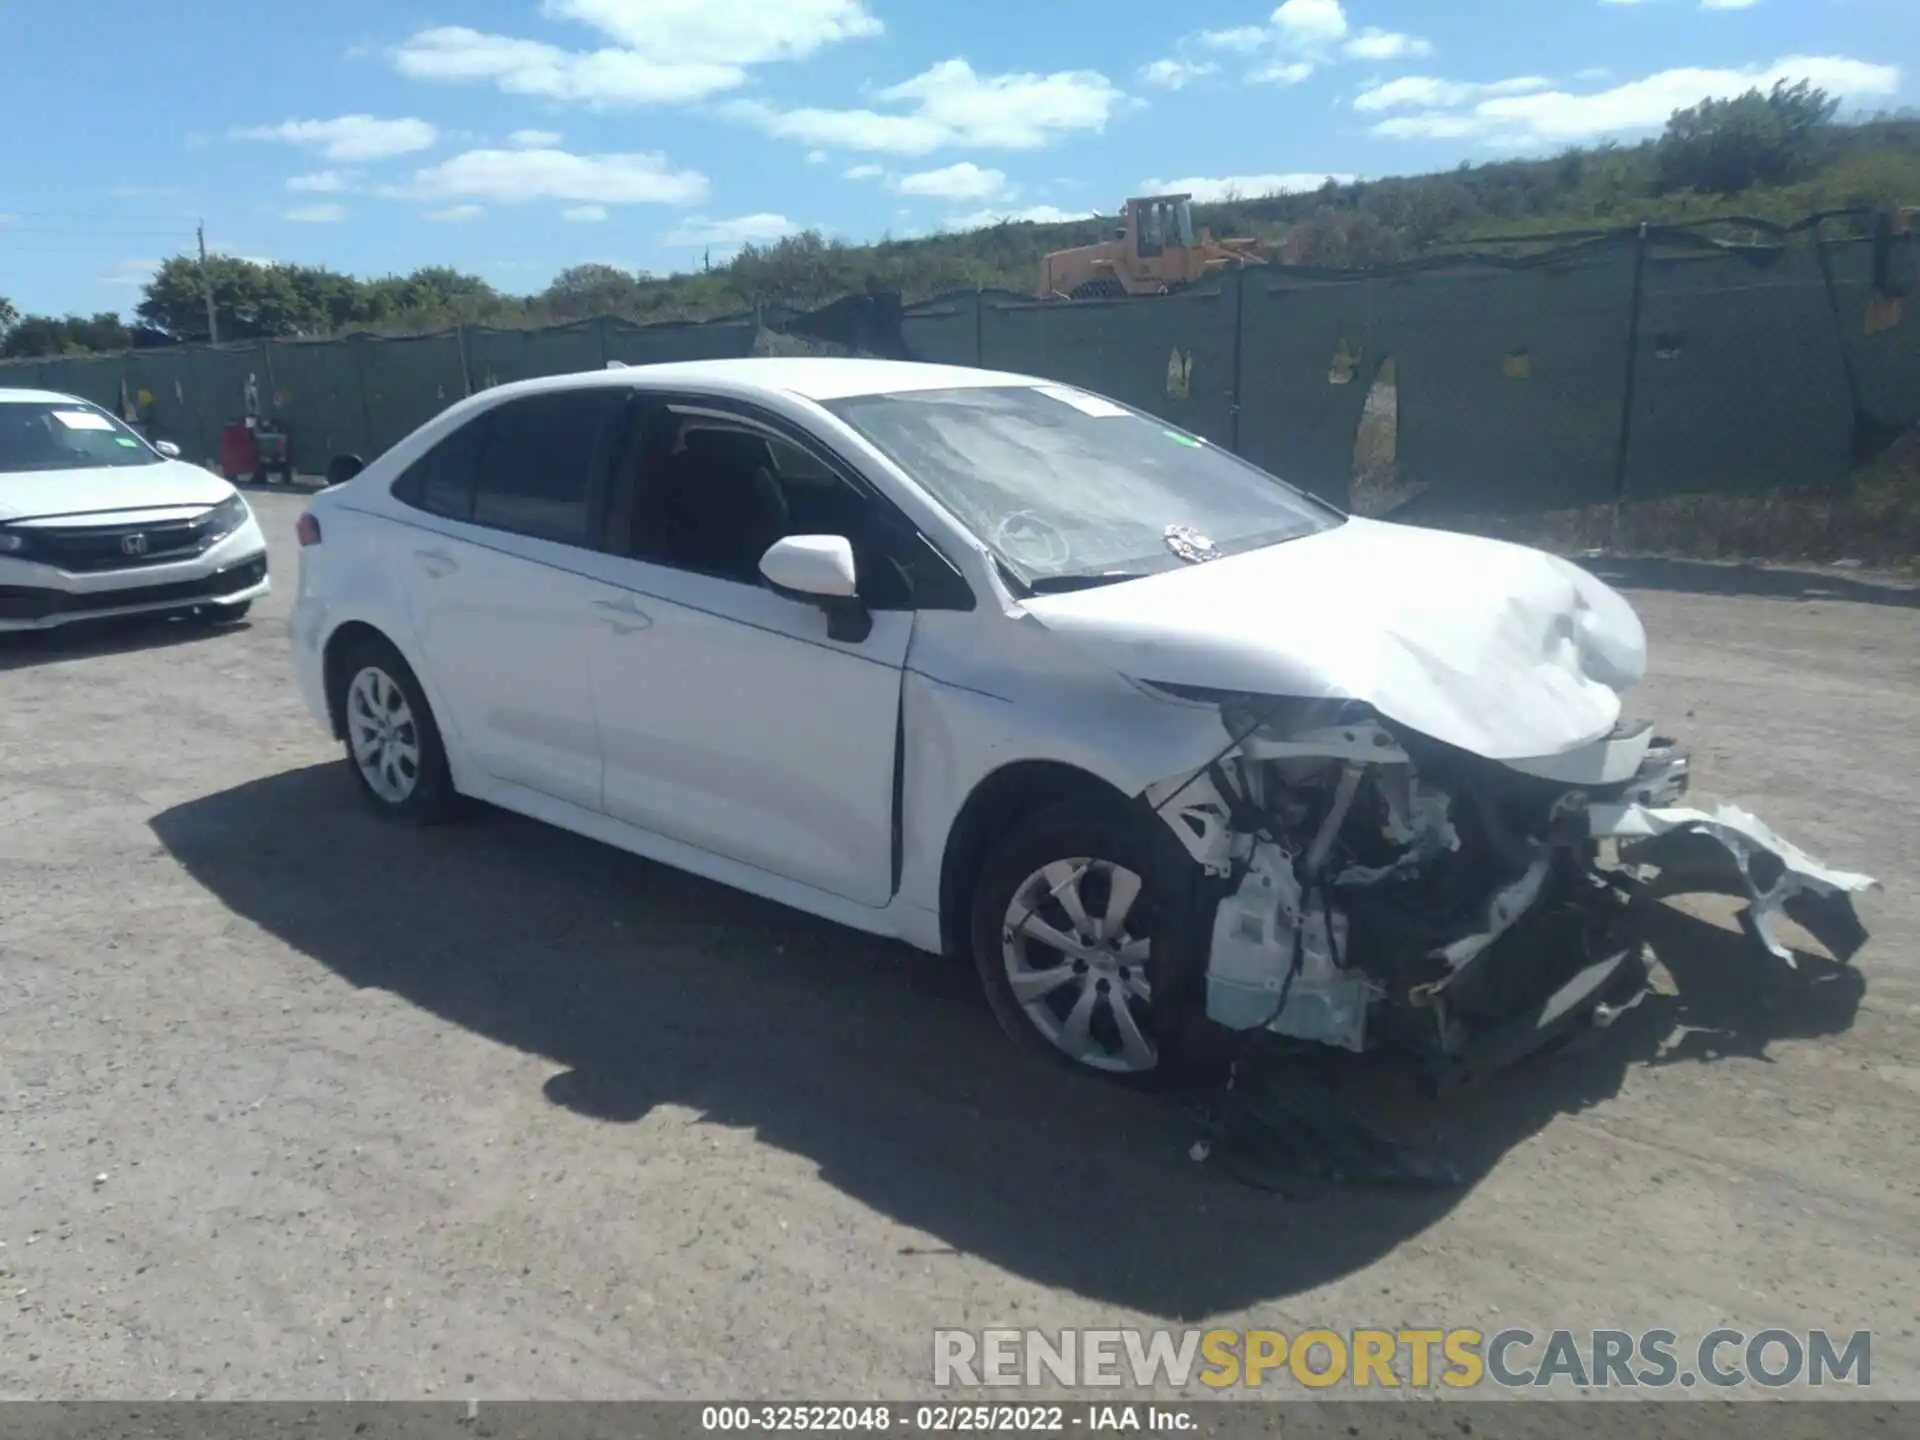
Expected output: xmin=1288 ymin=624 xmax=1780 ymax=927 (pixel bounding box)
xmin=1144 ymin=695 xmax=1879 ymax=1094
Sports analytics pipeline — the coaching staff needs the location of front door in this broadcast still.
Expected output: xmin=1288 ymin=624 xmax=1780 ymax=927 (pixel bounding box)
xmin=585 ymin=404 xmax=912 ymax=907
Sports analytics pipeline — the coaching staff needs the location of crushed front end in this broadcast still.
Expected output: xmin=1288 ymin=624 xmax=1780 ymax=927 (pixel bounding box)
xmin=1145 ymin=695 xmax=1878 ymax=1093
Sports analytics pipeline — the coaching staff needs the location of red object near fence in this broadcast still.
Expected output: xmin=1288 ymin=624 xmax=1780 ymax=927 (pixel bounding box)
xmin=218 ymin=422 xmax=260 ymax=480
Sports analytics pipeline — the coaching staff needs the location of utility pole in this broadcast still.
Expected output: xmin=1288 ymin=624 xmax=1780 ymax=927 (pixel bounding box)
xmin=198 ymin=220 xmax=219 ymax=345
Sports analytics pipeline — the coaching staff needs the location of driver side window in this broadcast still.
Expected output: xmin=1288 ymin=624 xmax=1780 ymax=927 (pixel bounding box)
xmin=615 ymin=403 xmax=970 ymax=612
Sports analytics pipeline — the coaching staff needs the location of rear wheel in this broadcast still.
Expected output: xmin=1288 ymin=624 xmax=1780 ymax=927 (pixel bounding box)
xmin=1068 ymin=277 xmax=1126 ymax=301
xmin=333 ymin=637 xmax=457 ymax=824
xmin=969 ymin=799 xmax=1212 ymax=1085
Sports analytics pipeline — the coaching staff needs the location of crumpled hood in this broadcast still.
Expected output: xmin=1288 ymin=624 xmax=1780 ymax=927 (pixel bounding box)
xmin=1022 ymin=516 xmax=1647 ymax=761
xmin=0 ymin=461 xmax=233 ymax=523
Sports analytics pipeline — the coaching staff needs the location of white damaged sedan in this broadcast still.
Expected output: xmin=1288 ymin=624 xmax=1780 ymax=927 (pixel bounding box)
xmin=288 ymin=358 xmax=1875 ymax=1088
xmin=0 ymin=388 xmax=269 ymax=631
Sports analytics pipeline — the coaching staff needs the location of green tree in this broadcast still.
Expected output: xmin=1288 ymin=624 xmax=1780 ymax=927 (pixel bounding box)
xmin=0 ymin=295 xmax=17 ymax=336
xmin=1656 ymin=81 xmax=1840 ymax=195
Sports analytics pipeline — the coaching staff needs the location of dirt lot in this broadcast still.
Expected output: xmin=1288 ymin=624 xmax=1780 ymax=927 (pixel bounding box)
xmin=1 ymin=489 xmax=1916 ymax=1402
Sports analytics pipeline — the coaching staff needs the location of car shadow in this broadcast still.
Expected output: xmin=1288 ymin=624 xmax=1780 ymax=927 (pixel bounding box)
xmin=0 ymin=612 xmax=253 ymax=671
xmin=149 ymin=764 xmax=1866 ymax=1318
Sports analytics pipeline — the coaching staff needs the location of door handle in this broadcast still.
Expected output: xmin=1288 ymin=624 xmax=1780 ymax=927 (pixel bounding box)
xmin=414 ymin=548 xmax=458 ymax=579
xmin=593 ymin=596 xmax=652 ymax=633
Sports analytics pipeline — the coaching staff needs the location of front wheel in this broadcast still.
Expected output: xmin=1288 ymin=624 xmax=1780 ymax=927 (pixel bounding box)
xmin=968 ymin=799 xmax=1212 ymax=1085
xmin=333 ymin=638 xmax=458 ymax=823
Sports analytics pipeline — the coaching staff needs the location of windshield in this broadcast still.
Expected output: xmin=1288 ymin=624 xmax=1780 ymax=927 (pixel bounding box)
xmin=825 ymin=384 xmax=1342 ymax=587
xmin=0 ymin=401 xmax=163 ymax=474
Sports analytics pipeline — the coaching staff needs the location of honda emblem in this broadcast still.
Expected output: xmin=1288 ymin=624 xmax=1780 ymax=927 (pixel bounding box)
xmin=121 ymin=533 xmax=148 ymax=556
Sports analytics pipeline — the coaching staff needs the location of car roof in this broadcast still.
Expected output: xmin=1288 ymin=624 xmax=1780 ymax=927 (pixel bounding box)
xmin=483 ymin=357 xmax=1053 ymax=405
xmin=0 ymin=387 xmax=90 ymax=406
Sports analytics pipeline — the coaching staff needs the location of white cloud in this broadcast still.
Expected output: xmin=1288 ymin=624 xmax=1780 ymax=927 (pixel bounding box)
xmin=424 ymin=204 xmax=485 ymax=222
xmin=1251 ymin=60 xmax=1315 ymax=85
xmin=1272 ymin=0 xmax=1349 ymax=48
xmin=1344 ymin=27 xmax=1433 ymax=61
xmin=1197 ymin=25 xmax=1270 ymax=53
xmin=1140 ymin=56 xmax=1218 ymax=89
xmin=1142 ymin=172 xmax=1354 ymax=202
xmin=508 ymin=128 xmax=563 ymax=147
xmin=728 ymin=58 xmax=1126 ymax=154
xmin=943 ymin=204 xmax=1086 ymax=229
xmin=392 ymin=28 xmax=741 ymax=105
xmin=806 ymin=150 xmax=829 ymax=164
xmin=544 ymin=0 xmax=879 ymax=63
xmin=562 ymin=205 xmax=609 ymax=221
xmin=1177 ymin=1 xmax=1420 ymax=85
xmin=842 ymin=163 xmax=883 ymax=180
xmin=1701 ymin=0 xmax=1760 ymax=8
xmin=893 ymin=161 xmax=1008 ymax=200
xmin=283 ymin=203 xmax=348 ymax=222
xmin=286 ymin=170 xmax=352 ymax=193
xmin=1369 ymin=54 xmax=1900 ymax=143
xmin=391 ymin=1 xmax=879 ymax=107
xmin=1355 ymin=75 xmax=1550 ymax=111
xmin=394 ymin=147 xmax=709 ymax=206
xmin=235 ymin=115 xmax=438 ymax=161
xmin=662 ymin=212 xmax=796 ymax=247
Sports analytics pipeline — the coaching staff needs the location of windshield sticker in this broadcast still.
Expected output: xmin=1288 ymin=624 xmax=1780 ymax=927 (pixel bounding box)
xmin=1164 ymin=524 xmax=1222 ymax=564
xmin=113 ymin=437 xmax=141 ymax=448
xmin=51 ymin=410 xmax=115 ymax=432
xmin=1033 ymin=385 xmax=1129 ymax=419
xmin=1161 ymin=429 xmax=1203 ymax=448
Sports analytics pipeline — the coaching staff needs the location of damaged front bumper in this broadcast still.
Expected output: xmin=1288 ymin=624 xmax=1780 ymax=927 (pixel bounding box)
xmin=1149 ymin=706 xmax=1878 ymax=1091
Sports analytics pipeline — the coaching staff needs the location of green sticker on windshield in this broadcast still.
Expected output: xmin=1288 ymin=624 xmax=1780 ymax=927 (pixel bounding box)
xmin=113 ymin=437 xmax=140 ymax=448
xmin=1162 ymin=430 xmax=1202 ymax=448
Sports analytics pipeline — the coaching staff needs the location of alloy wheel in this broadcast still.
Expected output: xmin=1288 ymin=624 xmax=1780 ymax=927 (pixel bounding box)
xmin=346 ymin=665 xmax=422 ymax=806
xmin=1000 ymin=858 xmax=1158 ymax=1074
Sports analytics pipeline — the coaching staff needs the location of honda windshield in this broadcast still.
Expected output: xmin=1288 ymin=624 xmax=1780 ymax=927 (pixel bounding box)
xmin=824 ymin=383 xmax=1343 ymax=587
xmin=0 ymin=401 xmax=163 ymax=474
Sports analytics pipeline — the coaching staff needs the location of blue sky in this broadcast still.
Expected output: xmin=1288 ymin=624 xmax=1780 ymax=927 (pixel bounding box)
xmin=1 ymin=0 xmax=1911 ymax=315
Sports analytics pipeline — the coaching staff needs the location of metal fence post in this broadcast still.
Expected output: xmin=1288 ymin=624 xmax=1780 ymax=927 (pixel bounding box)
xmin=349 ymin=334 xmax=376 ymax=458
xmin=1609 ymin=222 xmax=1652 ymax=551
xmin=455 ymin=324 xmax=475 ymax=397
xmin=1229 ymin=265 xmax=1248 ymax=456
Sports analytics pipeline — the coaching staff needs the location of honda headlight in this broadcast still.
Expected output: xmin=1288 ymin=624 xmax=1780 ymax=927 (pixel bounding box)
xmin=201 ymin=493 xmax=250 ymax=542
xmin=0 ymin=529 xmax=26 ymax=556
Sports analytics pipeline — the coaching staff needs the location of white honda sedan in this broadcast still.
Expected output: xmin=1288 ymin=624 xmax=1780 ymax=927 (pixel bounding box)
xmin=0 ymin=387 xmax=269 ymax=631
xmin=288 ymin=358 xmax=1872 ymax=1087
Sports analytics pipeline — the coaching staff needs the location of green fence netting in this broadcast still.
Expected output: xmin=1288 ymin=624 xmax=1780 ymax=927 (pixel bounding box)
xmin=1820 ymin=231 xmax=1920 ymax=435
xmin=1238 ymin=275 xmax=1379 ymax=505
xmin=2 ymin=211 xmax=1913 ymax=508
xmin=466 ymin=321 xmax=605 ymax=387
xmin=1625 ymin=242 xmax=1854 ymax=500
xmin=270 ymin=338 xmax=373 ymax=469
xmin=981 ymin=284 xmax=1241 ymax=449
xmin=357 ymin=332 xmax=469 ymax=457
xmin=605 ymin=315 xmax=759 ymax=364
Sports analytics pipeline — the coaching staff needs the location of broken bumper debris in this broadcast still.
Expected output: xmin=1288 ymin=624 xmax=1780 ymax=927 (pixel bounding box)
xmin=1154 ymin=707 xmax=1878 ymax=1091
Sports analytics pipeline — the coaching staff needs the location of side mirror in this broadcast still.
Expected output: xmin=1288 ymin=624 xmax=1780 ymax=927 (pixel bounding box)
xmin=325 ymin=453 xmax=366 ymax=487
xmin=153 ymin=439 xmax=182 ymax=459
xmin=759 ymin=535 xmax=871 ymax=643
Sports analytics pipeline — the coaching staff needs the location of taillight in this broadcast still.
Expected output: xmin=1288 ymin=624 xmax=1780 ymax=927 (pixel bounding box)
xmin=296 ymin=512 xmax=322 ymax=546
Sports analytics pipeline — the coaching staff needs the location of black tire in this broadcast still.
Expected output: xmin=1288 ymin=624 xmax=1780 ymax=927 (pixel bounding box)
xmin=331 ymin=635 xmax=458 ymax=824
xmin=968 ymin=797 xmax=1216 ymax=1087
xmin=1068 ymin=277 xmax=1126 ymax=301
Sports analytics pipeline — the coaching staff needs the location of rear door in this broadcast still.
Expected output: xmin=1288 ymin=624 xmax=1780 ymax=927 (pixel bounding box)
xmin=394 ymin=387 xmax=632 ymax=812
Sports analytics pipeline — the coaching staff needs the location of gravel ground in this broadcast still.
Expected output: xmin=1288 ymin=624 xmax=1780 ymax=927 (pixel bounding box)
xmin=0 ymin=489 xmax=1914 ymax=1403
